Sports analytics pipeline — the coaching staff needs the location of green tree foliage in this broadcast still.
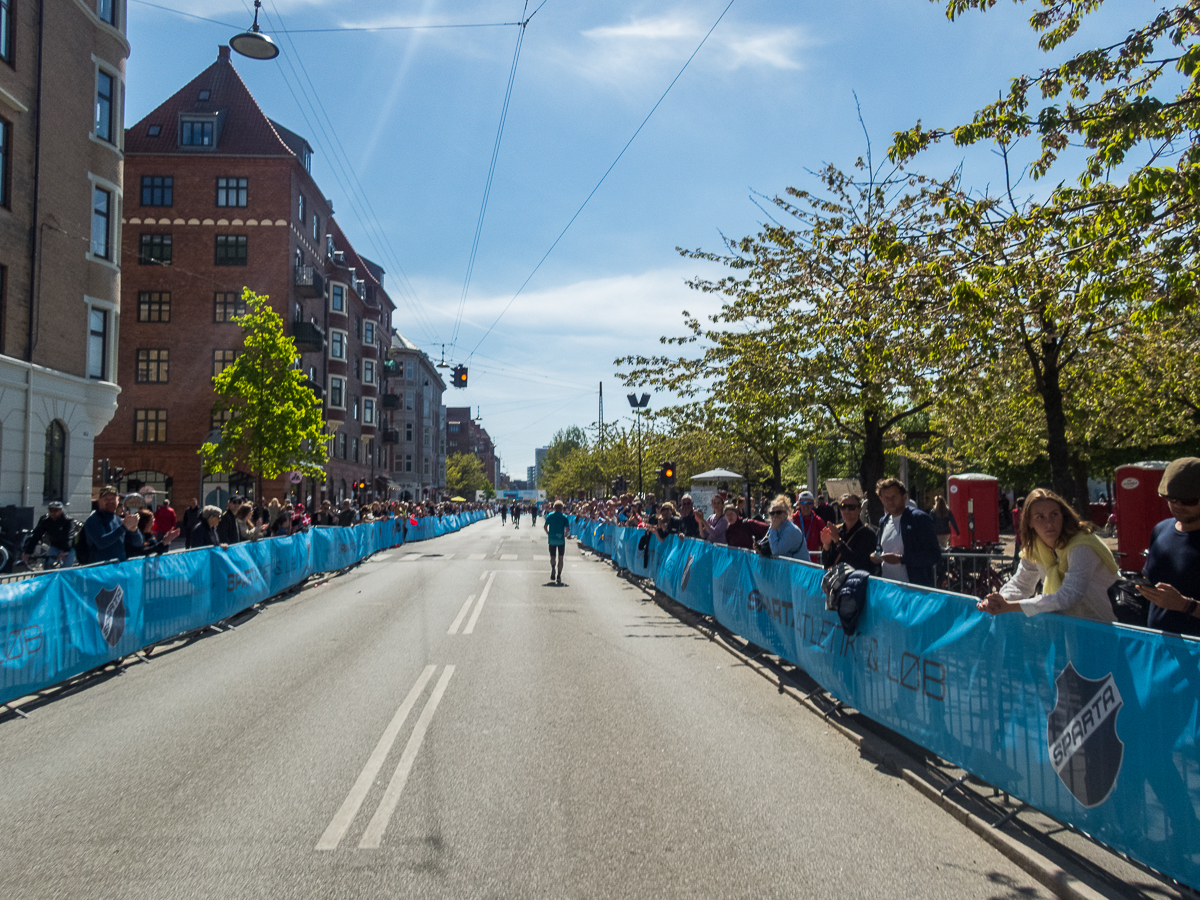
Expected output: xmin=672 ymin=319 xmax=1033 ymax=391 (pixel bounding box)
xmin=538 ymin=426 xmax=589 ymax=489
xmin=446 ymin=452 xmax=491 ymax=496
xmin=620 ymin=158 xmax=965 ymax=517
xmin=200 ymin=289 xmax=327 ymax=495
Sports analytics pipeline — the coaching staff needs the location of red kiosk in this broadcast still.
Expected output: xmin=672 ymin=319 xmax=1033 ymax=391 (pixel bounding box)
xmin=1114 ymin=461 xmax=1172 ymax=571
xmin=947 ymin=473 xmax=1000 ymax=548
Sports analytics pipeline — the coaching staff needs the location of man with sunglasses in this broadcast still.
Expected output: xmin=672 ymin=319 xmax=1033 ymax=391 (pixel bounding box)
xmin=1139 ymin=457 xmax=1200 ymax=636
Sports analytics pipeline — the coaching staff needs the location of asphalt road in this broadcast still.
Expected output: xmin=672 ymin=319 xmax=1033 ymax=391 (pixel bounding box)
xmin=0 ymin=517 xmax=1054 ymax=899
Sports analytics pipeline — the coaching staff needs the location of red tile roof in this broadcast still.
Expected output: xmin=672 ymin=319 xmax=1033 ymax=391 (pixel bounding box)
xmin=125 ymin=46 xmax=298 ymax=158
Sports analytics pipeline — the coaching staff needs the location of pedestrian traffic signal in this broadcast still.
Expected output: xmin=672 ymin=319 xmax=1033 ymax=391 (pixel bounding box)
xmin=452 ymin=365 xmax=468 ymax=388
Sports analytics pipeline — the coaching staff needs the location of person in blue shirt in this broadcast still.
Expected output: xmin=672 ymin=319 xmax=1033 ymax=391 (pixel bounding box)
xmin=766 ymin=495 xmax=806 ymax=560
xmin=543 ymin=500 xmax=570 ymax=584
xmin=1140 ymin=457 xmax=1200 ymax=637
xmin=84 ymin=485 xmax=142 ymax=564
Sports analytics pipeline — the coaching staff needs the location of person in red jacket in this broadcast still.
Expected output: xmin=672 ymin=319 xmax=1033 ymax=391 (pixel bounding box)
xmin=152 ymin=501 xmax=178 ymax=544
xmin=790 ymin=490 xmax=826 ymax=560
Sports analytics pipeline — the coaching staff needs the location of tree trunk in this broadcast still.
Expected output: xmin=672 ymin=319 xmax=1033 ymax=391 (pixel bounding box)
xmin=1038 ymin=344 xmax=1077 ymax=506
xmin=859 ymin=409 xmax=887 ymax=524
xmin=770 ymin=448 xmax=782 ymax=496
xmin=1070 ymin=452 xmax=1091 ymax=517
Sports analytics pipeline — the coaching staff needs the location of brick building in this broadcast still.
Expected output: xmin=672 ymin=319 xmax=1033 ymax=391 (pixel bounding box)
xmin=0 ymin=0 xmax=129 ymax=524
xmin=95 ymin=46 xmax=412 ymax=508
xmin=445 ymin=407 xmax=497 ymax=488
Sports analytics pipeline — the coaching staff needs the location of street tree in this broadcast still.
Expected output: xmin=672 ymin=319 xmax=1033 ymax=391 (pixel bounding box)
xmin=446 ymin=452 xmax=491 ymax=496
xmin=200 ymin=289 xmax=327 ymax=499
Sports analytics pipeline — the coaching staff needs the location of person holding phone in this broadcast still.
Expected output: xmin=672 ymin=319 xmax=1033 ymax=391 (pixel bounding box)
xmin=1138 ymin=457 xmax=1200 ymax=636
xmin=976 ymin=488 xmax=1118 ymax=621
xmin=677 ymin=494 xmax=702 ymax=538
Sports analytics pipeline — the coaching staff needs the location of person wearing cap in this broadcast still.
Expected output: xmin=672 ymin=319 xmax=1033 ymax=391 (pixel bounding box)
xmin=1139 ymin=457 xmax=1200 ymax=637
xmin=22 ymin=501 xmax=77 ymax=567
xmin=790 ymin=490 xmax=827 ymax=560
xmin=84 ymin=485 xmax=142 ymax=564
xmin=217 ymin=495 xmax=242 ymax=545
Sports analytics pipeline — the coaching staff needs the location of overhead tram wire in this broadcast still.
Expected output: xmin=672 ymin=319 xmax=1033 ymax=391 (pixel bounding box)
xmin=130 ymin=1 xmax=518 ymax=33
xmin=449 ymin=0 xmax=550 ymax=357
xmin=465 ymin=0 xmax=739 ymax=364
xmin=260 ymin=0 xmax=442 ymax=345
xmin=448 ymin=2 xmax=532 ymax=356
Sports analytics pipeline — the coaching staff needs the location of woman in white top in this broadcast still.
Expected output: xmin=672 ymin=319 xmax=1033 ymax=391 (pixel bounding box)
xmin=976 ymin=488 xmax=1118 ymax=622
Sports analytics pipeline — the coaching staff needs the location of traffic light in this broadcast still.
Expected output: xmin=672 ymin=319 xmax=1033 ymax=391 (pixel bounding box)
xmin=659 ymin=462 xmax=676 ymax=485
xmin=452 ymin=365 xmax=468 ymax=388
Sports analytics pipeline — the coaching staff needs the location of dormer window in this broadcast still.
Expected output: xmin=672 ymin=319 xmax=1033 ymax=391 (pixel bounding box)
xmin=180 ymin=117 xmax=215 ymax=148
xmin=198 ymin=90 xmax=210 ymax=101
xmin=147 ymin=125 xmax=161 ymax=136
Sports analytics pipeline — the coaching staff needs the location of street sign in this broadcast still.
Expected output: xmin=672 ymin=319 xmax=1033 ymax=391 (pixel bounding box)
xmin=288 ymin=471 xmax=303 ymax=484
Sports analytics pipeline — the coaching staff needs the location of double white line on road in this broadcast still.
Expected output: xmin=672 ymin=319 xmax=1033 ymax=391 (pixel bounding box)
xmin=315 ymin=664 xmax=455 ymax=851
xmin=448 ymin=571 xmax=495 ymax=635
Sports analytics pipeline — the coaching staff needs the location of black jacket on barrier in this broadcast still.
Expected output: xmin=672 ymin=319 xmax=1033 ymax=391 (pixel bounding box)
xmin=875 ymin=508 xmax=941 ymax=588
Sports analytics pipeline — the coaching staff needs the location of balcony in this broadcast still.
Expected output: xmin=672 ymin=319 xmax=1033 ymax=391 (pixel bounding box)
xmin=294 ymin=265 xmax=325 ymax=298
xmin=381 ymin=429 xmax=400 ymax=444
xmin=293 ymin=321 xmax=324 ymax=353
xmin=381 ymin=393 xmax=400 ymax=409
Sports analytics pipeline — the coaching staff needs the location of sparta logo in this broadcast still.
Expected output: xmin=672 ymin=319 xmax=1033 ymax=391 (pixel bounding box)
xmin=681 ymin=554 xmax=694 ymax=592
xmin=94 ymin=585 xmax=126 ymax=648
xmin=1047 ymin=663 xmax=1124 ymax=808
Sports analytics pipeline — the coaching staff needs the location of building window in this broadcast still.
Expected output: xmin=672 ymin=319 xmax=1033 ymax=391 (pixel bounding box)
xmin=424 ymin=426 xmax=430 ymax=448
xmin=364 ymin=399 xmax=375 ymax=426
xmin=210 ymin=409 xmax=233 ymax=433
xmin=354 ymin=314 xmax=362 ymax=340
xmin=140 ymin=176 xmax=172 ymax=206
xmin=352 ymin=398 xmax=359 ymax=421
xmin=312 ymin=213 xmax=320 ymax=240
xmin=97 ymin=0 xmax=115 ymax=25
xmin=138 ymin=292 xmax=170 ymax=323
xmin=364 ymin=321 xmax=375 ymax=345
xmin=180 ymin=119 xmax=214 ymax=147
xmin=0 ymin=117 xmax=10 ymax=208
xmin=448 ymin=423 xmax=459 ymax=433
xmin=135 ymin=409 xmax=168 ymax=443
xmin=352 ymin=438 xmax=359 ymax=463
xmin=405 ymin=454 xmax=412 ymax=473
xmin=405 ymin=360 xmax=413 ymax=380
xmin=363 ymin=359 xmax=375 ymax=384
xmin=87 ymin=307 xmax=108 ymax=379
xmin=138 ymin=234 xmax=172 ymax=265
xmin=0 ymin=0 xmax=12 ymax=65
xmin=297 ymin=193 xmax=305 ymax=222
xmin=212 ymin=349 xmax=237 ymax=377
xmin=405 ymin=390 xmax=413 ymax=411
xmin=214 ymin=292 xmax=245 ymax=322
xmin=330 ymin=330 xmax=346 ymax=360
xmin=136 ymin=348 xmax=169 ymax=384
xmin=337 ymin=433 xmax=346 ymax=459
xmin=405 ymin=422 xmax=412 ymax=442
xmin=43 ymin=421 xmax=66 ymax=503
xmin=215 ymin=234 xmax=247 ymax=266
xmin=95 ymin=70 xmax=114 ymax=143
xmin=90 ymin=187 xmax=111 ymax=259
xmin=216 ymin=177 xmax=248 ymax=207
xmin=329 ymin=376 xmax=344 ymax=408
xmin=353 ymin=355 xmax=360 ymax=380
xmin=331 ymin=284 xmax=344 ymax=312
xmin=423 ymin=458 xmax=430 ymax=476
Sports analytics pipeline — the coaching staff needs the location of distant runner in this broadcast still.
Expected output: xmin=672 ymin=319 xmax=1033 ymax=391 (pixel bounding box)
xmin=512 ymin=504 xmax=521 ymax=529
xmin=500 ymin=504 xmax=508 ymax=525
xmin=530 ymin=502 xmax=538 ymax=526
xmin=544 ymin=500 xmax=569 ymax=584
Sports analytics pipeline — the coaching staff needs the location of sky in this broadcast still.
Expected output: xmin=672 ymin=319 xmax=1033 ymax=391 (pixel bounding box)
xmin=124 ymin=0 xmax=1142 ymax=478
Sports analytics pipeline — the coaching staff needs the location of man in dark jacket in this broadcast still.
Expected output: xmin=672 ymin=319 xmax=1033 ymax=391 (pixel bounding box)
xmin=871 ymin=478 xmax=941 ymax=587
xmin=180 ymin=498 xmax=201 ymax=549
xmin=84 ymin=486 xmax=142 ymax=564
xmin=337 ymin=499 xmax=355 ymax=527
xmin=22 ymin=501 xmax=77 ymax=566
xmin=216 ymin=495 xmax=242 ymax=545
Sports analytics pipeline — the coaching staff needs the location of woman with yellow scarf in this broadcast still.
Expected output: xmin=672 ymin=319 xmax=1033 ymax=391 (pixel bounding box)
xmin=976 ymin=488 xmax=1119 ymax=622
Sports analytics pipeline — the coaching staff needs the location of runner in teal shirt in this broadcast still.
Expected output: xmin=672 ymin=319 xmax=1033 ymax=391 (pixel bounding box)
xmin=543 ymin=500 xmax=570 ymax=584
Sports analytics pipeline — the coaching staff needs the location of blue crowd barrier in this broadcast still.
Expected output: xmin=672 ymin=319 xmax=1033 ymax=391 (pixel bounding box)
xmin=570 ymin=517 xmax=1200 ymax=888
xmin=0 ymin=512 xmax=485 ymax=708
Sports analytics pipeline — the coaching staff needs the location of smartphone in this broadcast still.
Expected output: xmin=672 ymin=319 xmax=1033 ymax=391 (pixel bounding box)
xmin=1118 ymin=572 xmax=1155 ymax=590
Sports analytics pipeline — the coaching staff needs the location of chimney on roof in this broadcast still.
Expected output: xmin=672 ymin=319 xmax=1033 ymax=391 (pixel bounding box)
xmin=219 ymin=45 xmax=231 ymax=61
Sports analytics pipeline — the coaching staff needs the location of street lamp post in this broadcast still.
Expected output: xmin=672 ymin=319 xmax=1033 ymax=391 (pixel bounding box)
xmin=626 ymin=392 xmax=650 ymax=497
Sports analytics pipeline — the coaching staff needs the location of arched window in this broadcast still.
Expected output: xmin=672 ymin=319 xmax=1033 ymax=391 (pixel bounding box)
xmin=43 ymin=421 xmax=66 ymax=503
